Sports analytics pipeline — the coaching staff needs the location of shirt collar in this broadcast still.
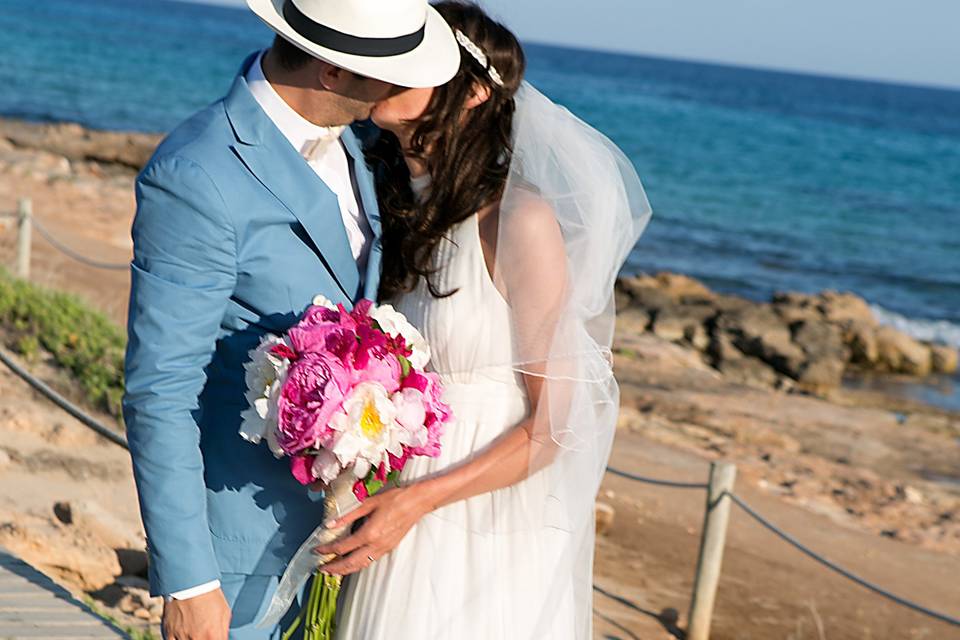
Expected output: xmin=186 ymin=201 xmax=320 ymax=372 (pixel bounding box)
xmin=246 ymin=50 xmax=346 ymax=157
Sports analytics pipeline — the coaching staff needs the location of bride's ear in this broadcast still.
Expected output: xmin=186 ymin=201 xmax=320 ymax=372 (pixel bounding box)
xmin=464 ymin=82 xmax=492 ymax=111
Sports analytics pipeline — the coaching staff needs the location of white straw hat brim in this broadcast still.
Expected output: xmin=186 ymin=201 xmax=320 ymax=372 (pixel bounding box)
xmin=246 ymin=0 xmax=460 ymax=88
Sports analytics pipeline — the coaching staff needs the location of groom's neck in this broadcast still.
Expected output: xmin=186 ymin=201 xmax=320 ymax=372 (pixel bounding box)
xmin=261 ymin=50 xmax=352 ymax=128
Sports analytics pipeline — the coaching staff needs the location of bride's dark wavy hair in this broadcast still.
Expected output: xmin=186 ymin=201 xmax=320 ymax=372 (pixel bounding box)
xmin=366 ymin=1 xmax=526 ymax=300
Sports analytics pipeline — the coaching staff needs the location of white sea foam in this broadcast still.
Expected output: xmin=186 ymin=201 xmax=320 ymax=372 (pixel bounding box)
xmin=870 ymin=304 xmax=960 ymax=349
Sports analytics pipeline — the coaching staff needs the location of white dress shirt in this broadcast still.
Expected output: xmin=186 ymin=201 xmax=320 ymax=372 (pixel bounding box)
xmin=166 ymin=51 xmax=373 ymax=602
xmin=248 ymin=50 xmax=373 ymax=273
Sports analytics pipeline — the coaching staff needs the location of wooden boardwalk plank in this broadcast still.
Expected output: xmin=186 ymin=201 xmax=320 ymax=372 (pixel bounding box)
xmin=0 ymin=547 xmax=128 ymax=639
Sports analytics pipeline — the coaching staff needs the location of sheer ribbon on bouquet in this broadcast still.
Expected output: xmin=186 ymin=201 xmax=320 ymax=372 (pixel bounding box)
xmin=256 ymin=475 xmax=360 ymax=629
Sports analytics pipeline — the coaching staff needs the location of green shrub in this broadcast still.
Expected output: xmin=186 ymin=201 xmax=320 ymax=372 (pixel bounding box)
xmin=0 ymin=268 xmax=125 ymax=418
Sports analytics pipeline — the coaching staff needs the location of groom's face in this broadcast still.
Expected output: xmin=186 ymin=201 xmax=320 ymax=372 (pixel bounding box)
xmin=319 ymin=64 xmax=395 ymax=122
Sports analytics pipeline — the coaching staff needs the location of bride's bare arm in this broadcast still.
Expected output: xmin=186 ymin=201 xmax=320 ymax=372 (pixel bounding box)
xmin=316 ymin=199 xmax=568 ymax=575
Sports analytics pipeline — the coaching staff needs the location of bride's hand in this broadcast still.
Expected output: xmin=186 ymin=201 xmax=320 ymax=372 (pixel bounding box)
xmin=311 ymin=483 xmax=435 ymax=575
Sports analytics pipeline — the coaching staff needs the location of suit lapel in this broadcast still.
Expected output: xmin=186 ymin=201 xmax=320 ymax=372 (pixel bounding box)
xmin=342 ymin=127 xmax=383 ymax=301
xmin=340 ymin=129 xmax=381 ymax=237
xmin=223 ymin=63 xmax=360 ymax=301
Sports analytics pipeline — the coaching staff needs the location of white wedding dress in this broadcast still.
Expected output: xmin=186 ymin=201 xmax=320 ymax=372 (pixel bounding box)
xmin=336 ymin=83 xmax=652 ymax=640
xmin=335 ymin=212 xmax=576 ymax=639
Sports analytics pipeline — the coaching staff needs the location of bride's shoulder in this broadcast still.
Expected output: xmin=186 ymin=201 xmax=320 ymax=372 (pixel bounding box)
xmin=500 ymin=186 xmax=562 ymax=244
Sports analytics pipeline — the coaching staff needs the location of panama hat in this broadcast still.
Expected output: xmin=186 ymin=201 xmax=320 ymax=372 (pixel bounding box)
xmin=247 ymin=0 xmax=460 ymax=88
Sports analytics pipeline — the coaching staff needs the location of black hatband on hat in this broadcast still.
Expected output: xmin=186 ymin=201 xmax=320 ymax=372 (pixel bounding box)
xmin=283 ymin=0 xmax=426 ymax=57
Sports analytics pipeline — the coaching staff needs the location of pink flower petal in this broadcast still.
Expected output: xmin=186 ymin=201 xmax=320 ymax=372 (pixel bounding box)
xmin=290 ymin=454 xmax=316 ymax=485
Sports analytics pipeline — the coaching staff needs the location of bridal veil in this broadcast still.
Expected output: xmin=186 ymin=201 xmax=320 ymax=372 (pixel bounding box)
xmin=443 ymin=80 xmax=652 ymax=634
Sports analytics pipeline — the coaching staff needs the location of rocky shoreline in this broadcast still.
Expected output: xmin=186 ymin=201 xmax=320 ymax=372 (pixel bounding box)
xmin=0 ymin=118 xmax=159 ymax=174
xmin=616 ymin=272 xmax=958 ymax=396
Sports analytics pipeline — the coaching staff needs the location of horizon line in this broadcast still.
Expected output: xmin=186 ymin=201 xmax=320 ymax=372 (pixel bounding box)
xmin=168 ymin=0 xmax=960 ymax=94
xmin=524 ymin=39 xmax=960 ymax=95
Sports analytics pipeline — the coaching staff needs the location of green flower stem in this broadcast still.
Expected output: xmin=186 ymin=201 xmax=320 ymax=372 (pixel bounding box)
xmin=296 ymin=573 xmax=322 ymax=640
xmin=313 ymin=573 xmax=324 ymax=640
xmin=286 ymin=556 xmax=344 ymax=638
xmin=319 ymin=577 xmax=328 ymax=638
xmin=303 ymin=575 xmax=320 ymax=640
xmin=301 ymin=572 xmax=342 ymax=640
xmin=317 ymin=577 xmax=327 ymax=639
xmin=280 ymin=606 xmax=303 ymax=640
xmin=301 ymin=575 xmax=313 ymax=640
xmin=310 ymin=584 xmax=319 ymax=640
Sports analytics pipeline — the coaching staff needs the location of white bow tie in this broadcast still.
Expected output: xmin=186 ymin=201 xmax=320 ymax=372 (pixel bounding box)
xmin=300 ymin=126 xmax=347 ymax=162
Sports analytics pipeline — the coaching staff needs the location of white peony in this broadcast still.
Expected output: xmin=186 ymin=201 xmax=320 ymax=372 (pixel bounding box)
xmin=239 ymin=334 xmax=289 ymax=458
xmin=327 ymin=382 xmax=413 ymax=480
xmin=369 ymin=303 xmax=431 ymax=369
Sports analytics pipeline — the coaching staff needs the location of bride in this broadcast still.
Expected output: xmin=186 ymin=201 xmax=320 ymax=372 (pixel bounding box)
xmin=312 ymin=2 xmax=651 ymax=637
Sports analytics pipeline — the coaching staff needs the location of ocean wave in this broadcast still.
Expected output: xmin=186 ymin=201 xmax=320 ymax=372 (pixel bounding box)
xmin=870 ymin=304 xmax=960 ymax=349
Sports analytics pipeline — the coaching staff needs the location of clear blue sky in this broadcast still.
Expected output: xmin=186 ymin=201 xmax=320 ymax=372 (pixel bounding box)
xmin=197 ymin=0 xmax=960 ymax=89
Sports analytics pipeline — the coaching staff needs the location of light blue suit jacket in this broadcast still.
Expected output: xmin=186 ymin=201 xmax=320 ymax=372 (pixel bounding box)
xmin=123 ymin=53 xmax=382 ymax=597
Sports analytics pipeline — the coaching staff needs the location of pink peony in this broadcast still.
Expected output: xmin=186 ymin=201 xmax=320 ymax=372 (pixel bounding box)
xmin=300 ymin=304 xmax=341 ymax=326
xmin=401 ymin=370 xmax=451 ymax=457
xmin=287 ymin=307 xmax=358 ymax=361
xmin=392 ymin=388 xmax=427 ymax=435
xmin=276 ymin=352 xmax=351 ymax=455
xmin=352 ymin=299 xmax=375 ymax=320
xmin=352 ymin=324 xmax=402 ymax=393
xmin=290 ymin=453 xmax=317 ymax=485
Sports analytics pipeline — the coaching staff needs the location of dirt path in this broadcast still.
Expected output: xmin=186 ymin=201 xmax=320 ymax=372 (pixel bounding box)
xmin=593 ymin=435 xmax=960 ymax=640
xmin=0 ymin=346 xmax=157 ymax=633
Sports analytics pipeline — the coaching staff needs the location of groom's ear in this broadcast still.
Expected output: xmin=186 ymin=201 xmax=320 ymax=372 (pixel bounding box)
xmin=317 ymin=62 xmax=349 ymax=92
xmin=317 ymin=62 xmax=394 ymax=105
xmin=464 ymin=82 xmax=492 ymax=111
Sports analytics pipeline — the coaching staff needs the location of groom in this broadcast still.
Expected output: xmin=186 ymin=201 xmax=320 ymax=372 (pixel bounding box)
xmin=122 ymin=0 xmax=458 ymax=638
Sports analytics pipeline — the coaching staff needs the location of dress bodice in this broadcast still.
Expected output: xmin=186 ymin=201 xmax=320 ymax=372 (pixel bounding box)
xmin=341 ymin=211 xmax=575 ymax=640
xmin=393 ymin=214 xmax=522 ymax=389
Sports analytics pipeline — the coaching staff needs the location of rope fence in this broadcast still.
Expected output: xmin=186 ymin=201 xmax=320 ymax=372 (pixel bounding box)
xmin=1 ymin=197 xmax=130 ymax=278
xmin=605 ymin=465 xmax=708 ymax=490
xmin=604 ymin=463 xmax=960 ymax=633
xmin=0 ymin=347 xmax=129 ymax=449
xmin=31 ymin=216 xmax=129 ymax=271
xmin=725 ymin=491 xmax=960 ymax=628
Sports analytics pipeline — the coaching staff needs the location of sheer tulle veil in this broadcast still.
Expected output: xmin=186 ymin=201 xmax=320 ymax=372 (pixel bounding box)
xmin=446 ymin=80 xmax=653 ymax=635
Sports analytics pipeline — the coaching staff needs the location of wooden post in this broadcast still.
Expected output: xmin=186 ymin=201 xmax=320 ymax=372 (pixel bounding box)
xmin=687 ymin=461 xmax=737 ymax=640
xmin=16 ymin=198 xmax=31 ymax=280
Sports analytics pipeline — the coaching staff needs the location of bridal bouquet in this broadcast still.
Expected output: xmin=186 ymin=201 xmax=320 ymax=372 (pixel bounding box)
xmin=239 ymin=295 xmax=451 ymax=639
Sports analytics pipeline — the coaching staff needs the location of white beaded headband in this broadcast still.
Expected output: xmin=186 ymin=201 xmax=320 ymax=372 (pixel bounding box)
xmin=454 ymin=29 xmax=505 ymax=88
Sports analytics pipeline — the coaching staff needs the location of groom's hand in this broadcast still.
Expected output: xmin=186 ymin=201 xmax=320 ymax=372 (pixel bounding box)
xmin=162 ymin=587 xmax=231 ymax=640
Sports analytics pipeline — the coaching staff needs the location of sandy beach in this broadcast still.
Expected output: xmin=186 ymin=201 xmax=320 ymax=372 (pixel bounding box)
xmin=1 ymin=118 xmax=958 ymax=639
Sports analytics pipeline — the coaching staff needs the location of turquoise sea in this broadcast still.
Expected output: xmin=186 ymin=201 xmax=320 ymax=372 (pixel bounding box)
xmin=1 ymin=0 xmax=959 ymax=405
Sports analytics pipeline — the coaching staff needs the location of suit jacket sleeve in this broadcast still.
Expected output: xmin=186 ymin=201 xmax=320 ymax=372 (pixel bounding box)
xmin=123 ymin=155 xmax=237 ymax=596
